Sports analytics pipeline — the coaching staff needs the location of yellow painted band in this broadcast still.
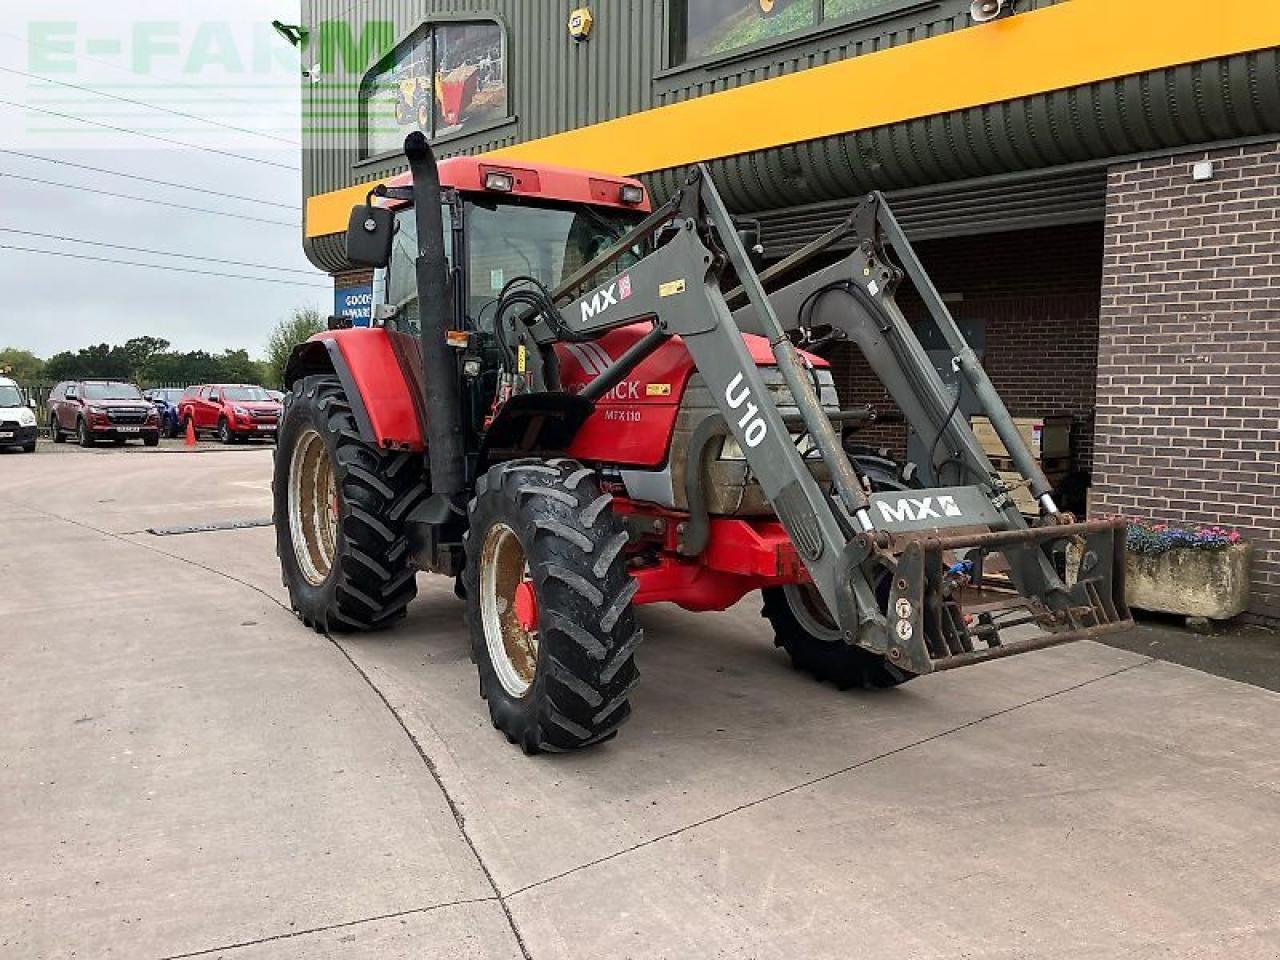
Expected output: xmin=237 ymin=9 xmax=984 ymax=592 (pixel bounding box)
xmin=306 ymin=0 xmax=1280 ymax=239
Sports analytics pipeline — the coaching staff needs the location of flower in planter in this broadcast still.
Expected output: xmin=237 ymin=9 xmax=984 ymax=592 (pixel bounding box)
xmin=1124 ymin=518 xmax=1243 ymax=556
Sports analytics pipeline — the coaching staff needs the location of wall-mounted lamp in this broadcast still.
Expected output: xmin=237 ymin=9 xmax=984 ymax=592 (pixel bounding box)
xmin=969 ymin=0 xmax=1016 ymax=23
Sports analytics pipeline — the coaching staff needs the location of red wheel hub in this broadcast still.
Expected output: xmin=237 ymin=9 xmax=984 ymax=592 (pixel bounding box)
xmin=514 ymin=580 xmax=539 ymax=632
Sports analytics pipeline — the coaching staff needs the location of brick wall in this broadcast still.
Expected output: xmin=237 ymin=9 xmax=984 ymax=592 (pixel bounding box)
xmin=1091 ymin=142 xmax=1280 ymax=620
xmin=831 ymin=224 xmax=1103 ymax=473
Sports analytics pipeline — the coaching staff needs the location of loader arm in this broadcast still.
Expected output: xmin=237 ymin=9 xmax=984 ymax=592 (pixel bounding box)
xmin=497 ymin=168 xmax=1130 ymax=674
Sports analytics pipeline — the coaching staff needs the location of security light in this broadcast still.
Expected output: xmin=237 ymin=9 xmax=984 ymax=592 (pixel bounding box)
xmin=970 ymin=0 xmax=1015 ymax=23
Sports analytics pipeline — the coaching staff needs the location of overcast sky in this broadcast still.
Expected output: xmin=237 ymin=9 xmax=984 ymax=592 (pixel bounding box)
xmin=0 ymin=1 xmax=324 ymax=361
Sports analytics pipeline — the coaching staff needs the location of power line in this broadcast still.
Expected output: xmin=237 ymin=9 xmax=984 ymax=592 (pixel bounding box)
xmin=0 ymin=149 xmax=296 ymax=210
xmin=0 ymin=64 xmax=300 ymax=147
xmin=0 ymin=243 xmax=330 ymax=289
xmin=0 ymin=98 xmax=299 ymax=172
xmin=0 ymin=228 xmax=320 ymax=277
xmin=0 ymin=172 xmax=299 ymax=228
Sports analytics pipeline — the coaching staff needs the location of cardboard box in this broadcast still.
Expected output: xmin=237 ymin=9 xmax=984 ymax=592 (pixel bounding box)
xmin=971 ymin=415 xmax=1072 ymax=461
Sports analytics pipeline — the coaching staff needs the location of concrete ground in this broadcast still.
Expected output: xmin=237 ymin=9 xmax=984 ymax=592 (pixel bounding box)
xmin=2 ymin=442 xmax=1279 ymax=960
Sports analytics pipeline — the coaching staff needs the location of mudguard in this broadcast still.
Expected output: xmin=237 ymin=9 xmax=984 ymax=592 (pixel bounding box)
xmin=284 ymin=329 xmax=425 ymax=451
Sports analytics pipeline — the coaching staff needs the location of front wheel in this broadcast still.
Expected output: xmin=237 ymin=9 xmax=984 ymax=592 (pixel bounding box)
xmin=274 ymin=375 xmax=427 ymax=633
xmin=50 ymin=416 xmax=65 ymax=443
xmin=22 ymin=440 xmax=36 ymax=453
xmin=77 ymin=419 xmax=94 ymax=448
xmin=218 ymin=418 xmax=235 ymax=445
xmin=464 ymin=458 xmax=642 ymax=753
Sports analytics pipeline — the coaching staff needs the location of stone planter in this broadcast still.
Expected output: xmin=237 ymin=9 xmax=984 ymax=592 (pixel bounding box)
xmin=1125 ymin=543 xmax=1252 ymax=620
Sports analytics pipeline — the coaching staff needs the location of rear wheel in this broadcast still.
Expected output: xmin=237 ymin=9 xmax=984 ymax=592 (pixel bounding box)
xmin=762 ymin=584 xmax=912 ymax=690
xmin=763 ymin=452 xmax=918 ymax=690
xmin=274 ymin=375 xmax=428 ymax=633
xmin=464 ymin=458 xmax=641 ymax=753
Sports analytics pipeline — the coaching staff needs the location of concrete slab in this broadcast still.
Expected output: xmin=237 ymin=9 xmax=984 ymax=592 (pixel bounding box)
xmin=507 ymin=661 xmax=1280 ymax=959
xmin=6 ymin=444 xmax=1280 ymax=960
xmin=168 ymin=899 xmax=522 ymax=960
xmin=0 ymin=491 xmax=504 ymax=959
xmin=344 ymin=588 xmax=1153 ymax=894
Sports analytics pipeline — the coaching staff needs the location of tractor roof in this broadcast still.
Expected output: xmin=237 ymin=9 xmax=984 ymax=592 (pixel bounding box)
xmin=382 ymin=155 xmax=651 ymax=212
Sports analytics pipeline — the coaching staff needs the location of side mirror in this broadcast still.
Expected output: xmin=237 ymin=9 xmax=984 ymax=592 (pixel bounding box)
xmin=345 ymin=203 xmax=395 ymax=268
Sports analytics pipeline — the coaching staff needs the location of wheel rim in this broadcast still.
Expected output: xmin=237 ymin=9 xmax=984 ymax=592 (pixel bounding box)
xmin=479 ymin=521 xmax=539 ymax=698
xmin=288 ymin=428 xmax=340 ymax=587
xmin=783 ymin=583 xmax=842 ymax=642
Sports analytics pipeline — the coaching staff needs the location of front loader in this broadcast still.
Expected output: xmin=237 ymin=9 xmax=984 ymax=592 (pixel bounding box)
xmin=275 ymin=132 xmax=1131 ymax=753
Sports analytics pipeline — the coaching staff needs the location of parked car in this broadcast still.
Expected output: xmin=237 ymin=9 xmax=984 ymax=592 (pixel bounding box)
xmin=143 ymin=387 xmax=185 ymax=438
xmin=47 ymin=380 xmax=161 ymax=447
xmin=0 ymin=376 xmax=38 ymax=453
xmin=179 ymin=384 xmax=282 ymax=444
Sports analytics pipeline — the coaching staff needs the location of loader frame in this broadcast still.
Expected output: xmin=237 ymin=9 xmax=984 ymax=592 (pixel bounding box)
xmin=490 ymin=165 xmax=1131 ymax=676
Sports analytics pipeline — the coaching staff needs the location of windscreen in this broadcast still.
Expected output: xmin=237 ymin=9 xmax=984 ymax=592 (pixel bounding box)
xmin=84 ymin=383 xmax=142 ymax=401
xmin=223 ymin=386 xmax=272 ymax=402
xmin=0 ymin=385 xmax=23 ymax=407
xmin=465 ymin=198 xmax=642 ymax=325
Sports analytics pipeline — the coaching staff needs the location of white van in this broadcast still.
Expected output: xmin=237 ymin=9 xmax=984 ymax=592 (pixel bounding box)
xmin=0 ymin=376 xmax=38 ymax=453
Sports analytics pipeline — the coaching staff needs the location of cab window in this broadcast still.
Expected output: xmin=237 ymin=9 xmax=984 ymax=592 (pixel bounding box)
xmin=387 ymin=203 xmax=454 ymax=336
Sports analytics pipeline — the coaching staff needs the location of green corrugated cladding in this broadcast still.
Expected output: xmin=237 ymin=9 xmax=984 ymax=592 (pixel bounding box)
xmin=300 ymin=0 xmax=1280 ymax=272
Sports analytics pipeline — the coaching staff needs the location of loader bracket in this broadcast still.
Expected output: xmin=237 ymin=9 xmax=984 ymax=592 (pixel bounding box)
xmin=479 ymin=392 xmax=594 ymax=468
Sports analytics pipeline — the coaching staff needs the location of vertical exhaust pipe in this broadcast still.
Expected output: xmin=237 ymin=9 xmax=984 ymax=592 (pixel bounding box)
xmin=404 ymin=131 xmax=465 ymax=501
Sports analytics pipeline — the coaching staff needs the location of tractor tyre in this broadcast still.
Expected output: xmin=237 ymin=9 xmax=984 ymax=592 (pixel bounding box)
xmin=274 ymin=375 xmax=428 ymax=634
xmin=763 ymin=447 xmax=917 ymax=689
xmin=464 ymin=458 xmax=641 ymax=754
xmin=762 ymin=586 xmax=912 ymax=690
xmin=50 ymin=416 xmax=65 ymax=443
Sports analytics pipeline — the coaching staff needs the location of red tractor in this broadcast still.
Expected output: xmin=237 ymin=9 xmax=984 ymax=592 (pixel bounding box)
xmin=276 ymin=133 xmax=1130 ymax=753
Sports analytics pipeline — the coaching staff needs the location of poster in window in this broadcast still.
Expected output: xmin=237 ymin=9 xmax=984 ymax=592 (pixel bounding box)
xmin=434 ymin=23 xmax=506 ymax=136
xmin=682 ymin=0 xmax=817 ymax=61
xmin=365 ymin=33 xmax=431 ymax=156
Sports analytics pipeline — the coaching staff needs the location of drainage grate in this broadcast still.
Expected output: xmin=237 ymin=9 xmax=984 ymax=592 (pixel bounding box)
xmin=147 ymin=518 xmax=273 ymax=536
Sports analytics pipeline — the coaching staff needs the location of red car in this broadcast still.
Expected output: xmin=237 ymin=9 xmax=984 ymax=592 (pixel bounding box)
xmin=179 ymin=384 xmax=282 ymax=444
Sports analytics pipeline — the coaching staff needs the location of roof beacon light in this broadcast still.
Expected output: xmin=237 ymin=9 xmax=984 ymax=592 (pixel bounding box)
xmin=969 ymin=0 xmax=1013 ymax=22
xmin=484 ymin=171 xmax=515 ymax=192
xmin=619 ymin=184 xmax=646 ymax=205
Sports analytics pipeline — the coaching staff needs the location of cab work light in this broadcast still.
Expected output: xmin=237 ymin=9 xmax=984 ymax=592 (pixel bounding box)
xmin=620 ymin=184 xmax=646 ymax=205
xmin=484 ymin=171 xmax=515 ymax=192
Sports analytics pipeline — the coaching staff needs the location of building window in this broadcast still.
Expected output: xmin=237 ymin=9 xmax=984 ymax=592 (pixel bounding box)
xmin=673 ymin=0 xmax=897 ymax=64
xmin=361 ymin=21 xmax=506 ymax=157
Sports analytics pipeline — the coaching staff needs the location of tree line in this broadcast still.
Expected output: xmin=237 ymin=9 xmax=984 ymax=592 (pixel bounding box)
xmin=0 ymin=309 xmax=325 ymax=389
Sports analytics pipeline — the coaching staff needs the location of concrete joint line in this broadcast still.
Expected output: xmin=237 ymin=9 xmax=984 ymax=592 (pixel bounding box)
xmin=152 ymin=896 xmax=499 ymax=960
xmin=505 ymin=657 xmax=1158 ymax=900
xmin=329 ymin=635 xmax=535 ymax=960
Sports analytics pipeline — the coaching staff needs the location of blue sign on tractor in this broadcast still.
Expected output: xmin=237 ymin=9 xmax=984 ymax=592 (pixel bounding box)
xmin=335 ymin=285 xmax=374 ymax=326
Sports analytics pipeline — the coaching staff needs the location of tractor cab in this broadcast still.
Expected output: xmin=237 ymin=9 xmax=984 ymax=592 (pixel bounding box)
xmin=371 ymin=158 xmax=649 ymax=337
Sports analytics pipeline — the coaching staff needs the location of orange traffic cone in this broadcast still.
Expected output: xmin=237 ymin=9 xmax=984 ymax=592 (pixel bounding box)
xmin=184 ymin=418 xmax=196 ymax=447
